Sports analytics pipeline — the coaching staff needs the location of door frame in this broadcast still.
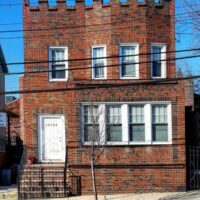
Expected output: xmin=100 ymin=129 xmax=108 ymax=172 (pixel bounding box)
xmin=38 ymin=114 xmax=66 ymax=163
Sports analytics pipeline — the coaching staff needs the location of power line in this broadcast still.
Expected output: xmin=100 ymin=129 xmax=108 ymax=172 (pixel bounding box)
xmin=3 ymin=54 xmax=200 ymax=76
xmin=1 ymin=74 xmax=199 ymax=95
xmin=5 ymin=47 xmax=200 ymax=66
xmin=177 ymin=32 xmax=200 ymax=36
xmin=175 ymin=3 xmax=200 ymax=9
xmin=0 ymin=3 xmax=22 ymax=7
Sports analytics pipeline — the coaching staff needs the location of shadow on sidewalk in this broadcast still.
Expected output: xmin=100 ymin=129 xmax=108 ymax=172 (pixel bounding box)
xmin=159 ymin=191 xmax=200 ymax=200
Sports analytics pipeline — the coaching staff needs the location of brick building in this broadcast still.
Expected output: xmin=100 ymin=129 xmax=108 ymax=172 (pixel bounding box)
xmin=20 ymin=0 xmax=191 ymax=197
xmin=0 ymin=45 xmax=8 ymax=168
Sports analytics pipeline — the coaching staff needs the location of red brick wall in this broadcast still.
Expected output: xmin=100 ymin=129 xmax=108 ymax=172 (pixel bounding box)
xmin=6 ymin=99 xmax=20 ymax=143
xmin=22 ymin=0 xmax=187 ymax=194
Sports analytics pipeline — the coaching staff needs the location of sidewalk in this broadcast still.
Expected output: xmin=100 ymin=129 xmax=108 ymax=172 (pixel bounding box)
xmin=1 ymin=189 xmax=200 ymax=200
xmin=0 ymin=184 xmax=17 ymax=200
xmin=39 ymin=192 xmax=200 ymax=200
xmin=62 ymin=193 xmax=178 ymax=200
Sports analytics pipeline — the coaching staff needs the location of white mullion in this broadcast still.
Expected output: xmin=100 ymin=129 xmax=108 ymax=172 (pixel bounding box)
xmin=81 ymin=106 xmax=85 ymax=144
xmin=103 ymin=47 xmax=107 ymax=79
xmin=99 ymin=104 xmax=106 ymax=145
xmin=122 ymin=104 xmax=128 ymax=144
xmin=167 ymin=104 xmax=172 ymax=143
xmin=161 ymin=45 xmax=167 ymax=78
xmin=145 ymin=104 xmax=152 ymax=144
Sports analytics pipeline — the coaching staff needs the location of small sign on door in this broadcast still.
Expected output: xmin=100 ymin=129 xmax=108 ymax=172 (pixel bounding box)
xmin=0 ymin=112 xmax=7 ymax=127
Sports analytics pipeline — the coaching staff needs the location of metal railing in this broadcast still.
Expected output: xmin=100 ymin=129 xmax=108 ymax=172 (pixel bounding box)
xmin=17 ymin=146 xmax=26 ymax=200
xmin=0 ymin=137 xmax=7 ymax=152
xmin=17 ymin=146 xmax=81 ymax=199
xmin=189 ymin=146 xmax=200 ymax=190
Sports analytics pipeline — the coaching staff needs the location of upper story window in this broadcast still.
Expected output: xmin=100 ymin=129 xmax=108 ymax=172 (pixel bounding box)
xmin=151 ymin=43 xmax=166 ymax=79
xmin=120 ymin=44 xmax=139 ymax=79
xmin=49 ymin=47 xmax=68 ymax=81
xmin=92 ymin=46 xmax=107 ymax=79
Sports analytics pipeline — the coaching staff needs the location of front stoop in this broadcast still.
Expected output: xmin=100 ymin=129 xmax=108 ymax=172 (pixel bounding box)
xmin=0 ymin=185 xmax=18 ymax=200
xmin=18 ymin=164 xmax=71 ymax=199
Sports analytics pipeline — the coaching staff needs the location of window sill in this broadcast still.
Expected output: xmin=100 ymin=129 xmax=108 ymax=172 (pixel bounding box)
xmin=120 ymin=77 xmax=139 ymax=80
xmin=49 ymin=79 xmax=68 ymax=82
xmin=82 ymin=141 xmax=172 ymax=146
xmin=152 ymin=141 xmax=172 ymax=145
xmin=92 ymin=77 xmax=107 ymax=80
xmin=151 ymin=76 xmax=166 ymax=79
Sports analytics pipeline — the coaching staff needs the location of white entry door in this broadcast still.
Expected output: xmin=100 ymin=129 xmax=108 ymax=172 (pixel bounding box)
xmin=39 ymin=115 xmax=66 ymax=162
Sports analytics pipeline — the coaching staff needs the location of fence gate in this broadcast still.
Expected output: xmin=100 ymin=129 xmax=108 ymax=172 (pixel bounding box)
xmin=189 ymin=146 xmax=200 ymax=190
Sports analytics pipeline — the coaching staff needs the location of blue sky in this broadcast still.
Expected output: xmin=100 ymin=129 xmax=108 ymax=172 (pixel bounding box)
xmin=0 ymin=0 xmax=199 ymax=97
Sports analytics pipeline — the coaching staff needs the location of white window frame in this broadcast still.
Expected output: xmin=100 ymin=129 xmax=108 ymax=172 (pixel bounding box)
xmin=151 ymin=43 xmax=166 ymax=79
xmin=91 ymin=45 xmax=107 ymax=80
xmin=49 ymin=46 xmax=68 ymax=82
xmin=119 ymin=43 xmax=139 ymax=79
xmin=81 ymin=102 xmax=172 ymax=146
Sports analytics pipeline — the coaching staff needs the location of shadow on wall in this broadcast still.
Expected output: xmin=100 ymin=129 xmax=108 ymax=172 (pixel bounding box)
xmin=159 ymin=191 xmax=200 ymax=200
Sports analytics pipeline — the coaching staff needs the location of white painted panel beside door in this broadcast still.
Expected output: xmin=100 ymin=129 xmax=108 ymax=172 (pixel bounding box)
xmin=38 ymin=115 xmax=66 ymax=162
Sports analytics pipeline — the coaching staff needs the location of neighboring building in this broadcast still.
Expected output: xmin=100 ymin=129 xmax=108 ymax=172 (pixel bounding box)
xmin=20 ymin=0 xmax=192 ymax=197
xmin=0 ymin=45 xmax=8 ymax=168
xmin=6 ymin=96 xmax=17 ymax=104
xmin=6 ymin=99 xmax=20 ymax=147
xmin=6 ymin=98 xmax=22 ymax=175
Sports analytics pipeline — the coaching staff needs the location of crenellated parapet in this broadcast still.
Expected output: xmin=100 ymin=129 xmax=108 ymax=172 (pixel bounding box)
xmin=24 ymin=0 xmax=172 ymax=10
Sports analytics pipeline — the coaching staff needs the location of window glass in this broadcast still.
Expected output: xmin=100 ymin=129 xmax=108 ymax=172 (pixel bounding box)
xmin=152 ymin=105 xmax=168 ymax=142
xmin=129 ymin=105 xmax=145 ymax=142
xmin=93 ymin=47 xmax=105 ymax=78
xmin=107 ymin=105 xmax=122 ymax=142
xmin=84 ymin=106 xmax=99 ymax=142
xmin=121 ymin=46 xmax=136 ymax=77
xmin=50 ymin=48 xmax=66 ymax=79
xmin=152 ymin=46 xmax=162 ymax=77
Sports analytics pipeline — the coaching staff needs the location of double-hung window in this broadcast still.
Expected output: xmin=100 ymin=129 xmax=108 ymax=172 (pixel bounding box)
xmin=106 ymin=105 xmax=122 ymax=142
xmin=151 ymin=43 xmax=166 ymax=78
xmin=49 ymin=47 xmax=68 ymax=81
xmin=120 ymin=44 xmax=139 ymax=79
xmin=92 ymin=46 xmax=107 ymax=79
xmin=129 ymin=105 xmax=145 ymax=142
xmin=83 ymin=105 xmax=99 ymax=142
xmin=152 ymin=105 xmax=168 ymax=142
xmin=81 ymin=103 xmax=172 ymax=145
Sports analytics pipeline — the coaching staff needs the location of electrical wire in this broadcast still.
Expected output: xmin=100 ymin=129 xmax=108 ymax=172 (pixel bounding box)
xmin=4 ymin=47 xmax=200 ymax=66
xmin=2 ymin=53 xmax=200 ymax=76
xmin=1 ymin=74 xmax=199 ymax=95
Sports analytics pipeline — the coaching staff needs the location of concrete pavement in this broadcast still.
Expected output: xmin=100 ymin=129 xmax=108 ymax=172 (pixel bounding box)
xmin=30 ymin=192 xmax=200 ymax=200
xmin=2 ymin=188 xmax=200 ymax=200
